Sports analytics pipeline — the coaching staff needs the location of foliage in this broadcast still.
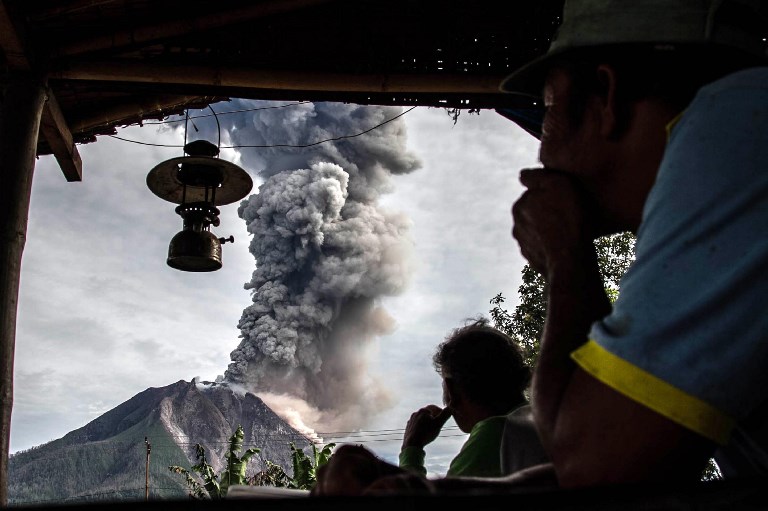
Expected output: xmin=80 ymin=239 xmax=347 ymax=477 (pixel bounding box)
xmin=292 ymin=442 xmax=336 ymax=489
xmin=249 ymin=460 xmax=292 ymax=487
xmin=444 ymin=107 xmax=480 ymax=125
xmin=701 ymin=459 xmax=722 ymax=481
xmin=9 ymin=424 xmax=190 ymax=504
xmin=594 ymin=231 xmax=636 ymax=302
xmin=490 ymin=232 xmax=636 ymax=368
xmin=251 ymin=442 xmax=336 ymax=490
xmin=219 ymin=425 xmax=261 ymax=495
xmin=170 ymin=425 xmax=336 ymax=497
xmin=168 ymin=459 xmax=208 ymax=500
xmin=490 ymin=265 xmax=545 ymax=368
xmin=168 ymin=425 xmax=259 ymax=499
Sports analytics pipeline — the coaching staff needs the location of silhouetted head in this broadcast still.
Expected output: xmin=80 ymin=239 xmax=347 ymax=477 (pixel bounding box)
xmin=433 ymin=318 xmax=530 ymax=423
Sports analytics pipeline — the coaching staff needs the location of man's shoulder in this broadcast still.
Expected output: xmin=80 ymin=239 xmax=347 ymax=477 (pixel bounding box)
xmin=670 ymin=66 xmax=768 ymax=140
xmin=472 ymin=415 xmax=509 ymax=435
xmin=697 ymin=66 xmax=768 ymax=98
xmin=473 ymin=406 xmax=534 ymax=437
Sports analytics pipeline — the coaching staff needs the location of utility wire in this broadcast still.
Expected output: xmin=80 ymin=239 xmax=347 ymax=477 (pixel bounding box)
xmin=107 ymin=106 xmax=417 ymax=149
xmin=142 ymin=101 xmax=311 ymax=125
xmin=158 ymin=425 xmax=460 ymax=438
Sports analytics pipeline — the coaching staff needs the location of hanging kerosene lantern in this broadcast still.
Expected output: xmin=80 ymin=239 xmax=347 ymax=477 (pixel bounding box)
xmin=146 ymin=109 xmax=252 ymax=272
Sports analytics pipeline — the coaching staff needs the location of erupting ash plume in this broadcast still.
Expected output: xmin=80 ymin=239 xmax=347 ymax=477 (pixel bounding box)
xmin=209 ymin=101 xmax=420 ymax=432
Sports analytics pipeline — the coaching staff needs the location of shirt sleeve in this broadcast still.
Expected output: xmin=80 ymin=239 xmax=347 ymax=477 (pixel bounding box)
xmin=573 ymin=67 xmax=768 ymax=445
xmin=398 ymin=446 xmax=427 ymax=477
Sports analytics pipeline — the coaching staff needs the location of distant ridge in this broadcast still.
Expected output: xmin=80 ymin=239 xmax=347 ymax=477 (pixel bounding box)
xmin=8 ymin=380 xmax=312 ymax=504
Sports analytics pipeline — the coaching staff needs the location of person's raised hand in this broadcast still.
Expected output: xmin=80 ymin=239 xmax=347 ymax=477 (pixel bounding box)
xmin=511 ymin=168 xmax=597 ymax=280
xmin=402 ymin=405 xmax=452 ymax=450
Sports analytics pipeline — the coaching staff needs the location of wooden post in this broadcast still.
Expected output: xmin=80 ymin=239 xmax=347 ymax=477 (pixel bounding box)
xmin=0 ymin=73 xmax=46 ymax=506
xmin=145 ymin=438 xmax=151 ymax=501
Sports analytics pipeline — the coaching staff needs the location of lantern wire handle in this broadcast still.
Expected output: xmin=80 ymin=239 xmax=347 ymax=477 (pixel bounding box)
xmin=183 ymin=110 xmax=191 ymax=156
xmin=181 ymin=107 xmax=219 ymax=155
xmin=209 ymin=105 xmax=221 ymax=154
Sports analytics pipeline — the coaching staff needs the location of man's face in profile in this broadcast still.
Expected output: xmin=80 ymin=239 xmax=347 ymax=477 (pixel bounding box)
xmin=540 ymin=68 xmax=596 ymax=177
xmin=539 ymin=66 xmax=613 ymax=185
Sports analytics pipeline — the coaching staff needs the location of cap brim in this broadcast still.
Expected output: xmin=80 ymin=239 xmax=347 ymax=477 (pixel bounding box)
xmin=495 ymin=107 xmax=544 ymax=140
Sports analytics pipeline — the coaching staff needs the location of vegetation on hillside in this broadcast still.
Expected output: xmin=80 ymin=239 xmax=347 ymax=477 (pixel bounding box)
xmin=8 ymin=422 xmax=189 ymax=504
xmin=169 ymin=425 xmax=335 ymax=498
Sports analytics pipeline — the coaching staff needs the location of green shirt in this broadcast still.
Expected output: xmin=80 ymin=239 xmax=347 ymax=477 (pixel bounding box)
xmin=398 ymin=415 xmax=507 ymax=477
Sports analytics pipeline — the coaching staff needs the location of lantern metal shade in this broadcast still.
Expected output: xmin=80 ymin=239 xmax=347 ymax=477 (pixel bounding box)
xmin=146 ymin=156 xmax=253 ymax=206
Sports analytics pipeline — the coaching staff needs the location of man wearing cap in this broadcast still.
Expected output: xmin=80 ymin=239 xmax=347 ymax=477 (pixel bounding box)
xmin=312 ymin=0 xmax=768 ymax=493
xmin=504 ymin=0 xmax=768 ymax=486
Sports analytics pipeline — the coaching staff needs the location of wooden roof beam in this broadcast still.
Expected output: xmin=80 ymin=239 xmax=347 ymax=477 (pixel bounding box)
xmin=51 ymin=60 xmax=508 ymax=95
xmin=1 ymin=1 xmax=83 ymax=181
xmin=38 ymin=92 xmax=82 ymax=181
xmin=68 ymin=94 xmax=221 ymax=134
xmin=56 ymin=0 xmax=337 ymax=56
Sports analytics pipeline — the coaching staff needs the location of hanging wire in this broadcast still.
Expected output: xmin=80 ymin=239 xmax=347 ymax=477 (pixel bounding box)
xmin=141 ymin=101 xmax=310 ymax=125
xmin=108 ymin=106 xmax=417 ymax=149
xmin=183 ymin=110 xmax=189 ymax=154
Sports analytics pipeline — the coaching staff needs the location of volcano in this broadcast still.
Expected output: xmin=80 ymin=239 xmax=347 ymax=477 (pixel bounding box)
xmin=8 ymin=380 xmax=313 ymax=504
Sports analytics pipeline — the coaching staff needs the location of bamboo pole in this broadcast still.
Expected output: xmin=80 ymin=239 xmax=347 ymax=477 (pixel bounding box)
xmin=51 ymin=61 xmax=507 ymax=95
xmin=0 ymin=73 xmax=46 ymax=506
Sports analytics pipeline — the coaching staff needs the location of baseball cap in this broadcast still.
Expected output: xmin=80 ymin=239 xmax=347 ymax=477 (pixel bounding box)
xmin=500 ymin=0 xmax=768 ymax=97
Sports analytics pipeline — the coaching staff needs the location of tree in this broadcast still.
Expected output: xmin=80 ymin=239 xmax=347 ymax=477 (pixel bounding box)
xmin=170 ymin=426 xmax=337 ymax=497
xmin=168 ymin=424 xmax=260 ymax=499
xmin=491 ymin=232 xmax=636 ymax=367
xmin=251 ymin=442 xmax=336 ymax=490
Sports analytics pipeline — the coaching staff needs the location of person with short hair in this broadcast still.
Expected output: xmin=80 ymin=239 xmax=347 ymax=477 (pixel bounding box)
xmin=311 ymin=320 xmax=547 ymax=496
xmin=399 ymin=319 xmax=545 ymax=478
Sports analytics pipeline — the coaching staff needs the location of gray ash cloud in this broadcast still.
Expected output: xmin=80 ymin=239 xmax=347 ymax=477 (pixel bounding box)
xmin=201 ymin=101 xmax=420 ymax=430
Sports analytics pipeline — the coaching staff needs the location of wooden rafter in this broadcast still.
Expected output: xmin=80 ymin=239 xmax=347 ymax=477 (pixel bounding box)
xmin=38 ymin=92 xmax=83 ymax=181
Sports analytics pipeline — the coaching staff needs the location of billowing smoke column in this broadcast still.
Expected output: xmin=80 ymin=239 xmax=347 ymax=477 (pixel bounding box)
xmin=211 ymin=101 xmax=421 ymax=431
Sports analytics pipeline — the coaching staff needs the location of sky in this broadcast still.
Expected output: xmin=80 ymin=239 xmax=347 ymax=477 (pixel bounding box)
xmin=11 ymin=101 xmax=540 ymax=477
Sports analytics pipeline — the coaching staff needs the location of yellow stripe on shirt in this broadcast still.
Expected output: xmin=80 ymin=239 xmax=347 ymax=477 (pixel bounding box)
xmin=571 ymin=340 xmax=734 ymax=445
xmin=666 ymin=110 xmax=686 ymax=141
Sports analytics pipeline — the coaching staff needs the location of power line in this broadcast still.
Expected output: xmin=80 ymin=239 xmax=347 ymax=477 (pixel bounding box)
xmin=330 ymin=434 xmax=468 ymax=444
xmin=158 ymin=425 xmax=460 ymax=438
xmin=107 ymin=106 xmax=417 ymax=149
xmin=142 ymin=101 xmax=311 ymax=125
